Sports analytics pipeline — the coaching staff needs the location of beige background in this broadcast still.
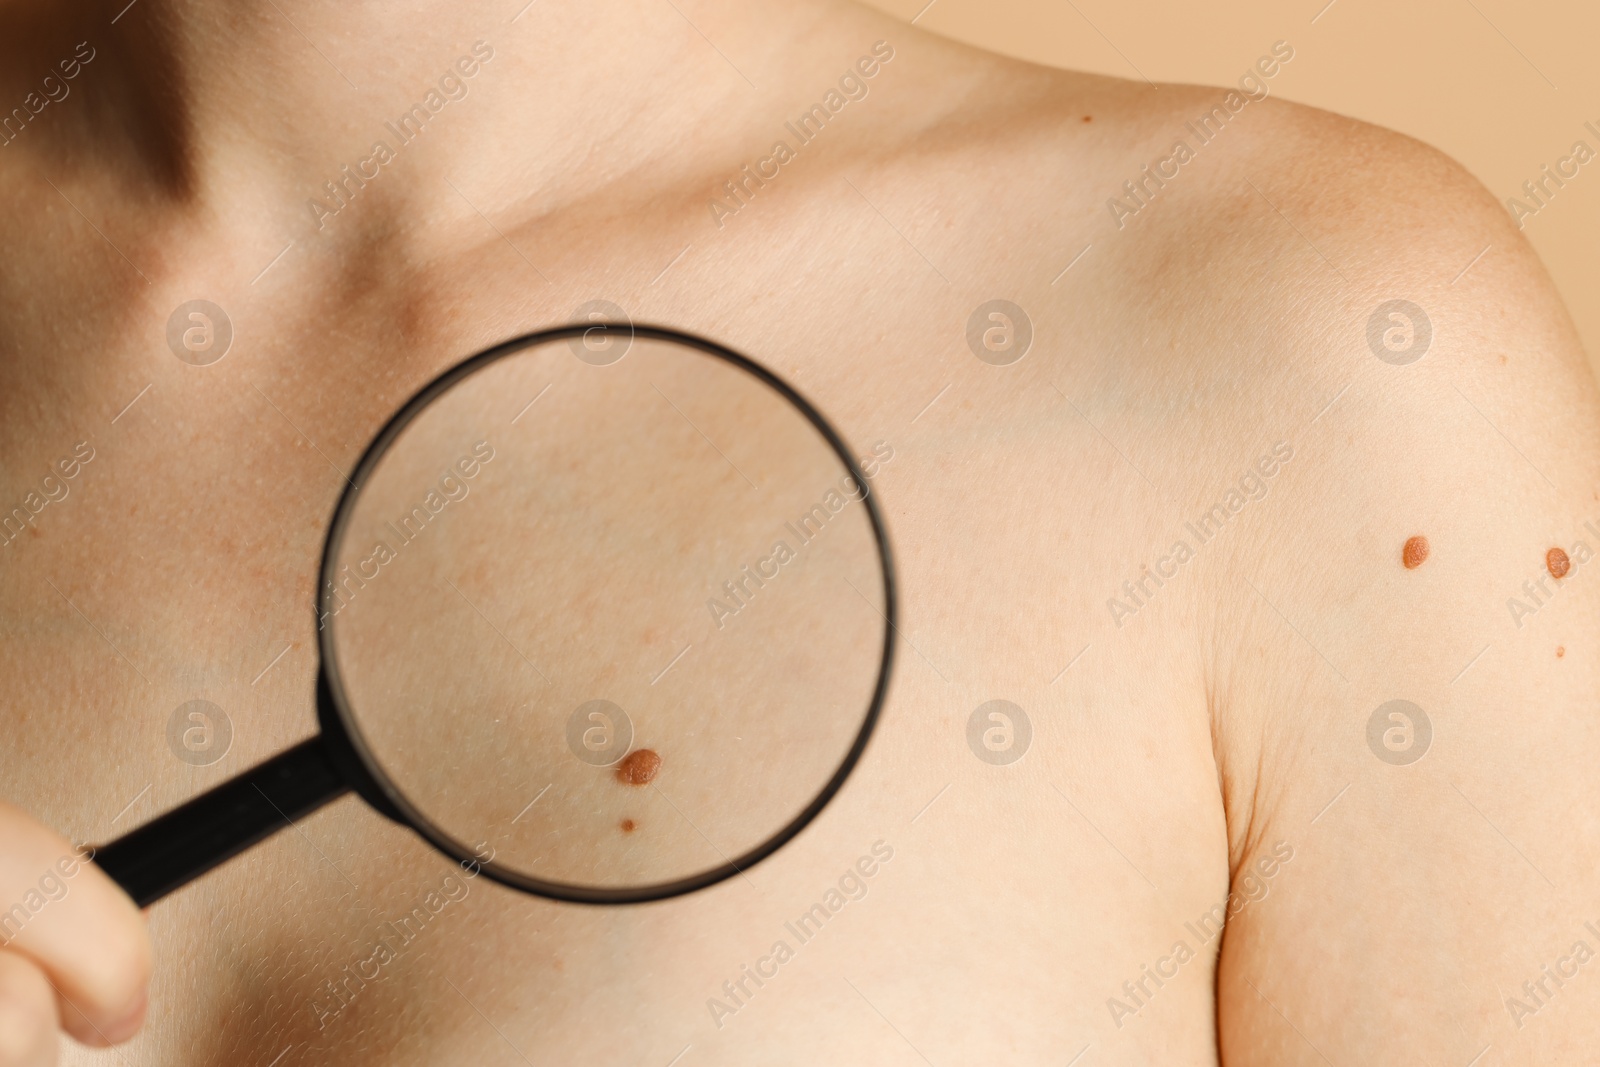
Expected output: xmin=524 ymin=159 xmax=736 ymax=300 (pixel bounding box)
xmin=866 ymin=0 xmax=1600 ymax=373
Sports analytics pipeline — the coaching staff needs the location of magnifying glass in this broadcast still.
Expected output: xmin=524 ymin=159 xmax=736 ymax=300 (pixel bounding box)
xmin=93 ymin=324 xmax=896 ymax=906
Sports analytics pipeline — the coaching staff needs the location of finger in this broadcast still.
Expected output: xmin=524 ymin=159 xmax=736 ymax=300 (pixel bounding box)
xmin=0 ymin=804 xmax=150 ymax=1046
xmin=0 ymin=950 xmax=60 ymax=1067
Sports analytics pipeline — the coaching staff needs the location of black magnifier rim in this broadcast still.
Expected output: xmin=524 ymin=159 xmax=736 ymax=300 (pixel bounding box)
xmin=317 ymin=323 xmax=897 ymax=905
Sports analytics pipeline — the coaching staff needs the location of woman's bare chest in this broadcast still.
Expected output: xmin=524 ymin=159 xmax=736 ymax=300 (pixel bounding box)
xmin=2 ymin=228 xmax=1230 ymax=1066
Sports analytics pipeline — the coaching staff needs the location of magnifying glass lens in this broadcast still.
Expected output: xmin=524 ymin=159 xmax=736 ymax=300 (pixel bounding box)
xmin=323 ymin=333 xmax=889 ymax=893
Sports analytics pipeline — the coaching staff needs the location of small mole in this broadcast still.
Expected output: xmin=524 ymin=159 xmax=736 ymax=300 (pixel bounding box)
xmin=1402 ymin=536 xmax=1429 ymax=569
xmin=620 ymin=818 xmax=636 ymax=833
xmin=1548 ymin=547 xmax=1571 ymax=579
xmin=1557 ymin=646 xmax=1566 ymax=658
xmin=616 ymin=748 xmax=662 ymax=786
xmin=1081 ymin=115 xmax=1093 ymax=123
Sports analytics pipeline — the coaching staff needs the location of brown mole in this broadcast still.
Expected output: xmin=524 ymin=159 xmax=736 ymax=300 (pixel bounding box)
xmin=1557 ymin=646 xmax=1566 ymax=658
xmin=616 ymin=748 xmax=662 ymax=786
xmin=620 ymin=818 xmax=636 ymax=833
xmin=1548 ymin=547 xmax=1571 ymax=579
xmin=1402 ymin=536 xmax=1429 ymax=569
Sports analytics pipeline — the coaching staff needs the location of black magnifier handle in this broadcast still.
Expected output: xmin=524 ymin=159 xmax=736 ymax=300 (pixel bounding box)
xmin=93 ymin=736 xmax=350 ymax=908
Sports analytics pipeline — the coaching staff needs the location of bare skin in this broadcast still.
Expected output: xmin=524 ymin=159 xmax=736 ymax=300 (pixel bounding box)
xmin=2 ymin=0 xmax=1598 ymax=1064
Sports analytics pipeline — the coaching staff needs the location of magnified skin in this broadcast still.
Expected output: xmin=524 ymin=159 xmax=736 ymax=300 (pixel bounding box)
xmin=326 ymin=337 xmax=885 ymax=888
xmin=2 ymin=1 xmax=1600 ymax=1065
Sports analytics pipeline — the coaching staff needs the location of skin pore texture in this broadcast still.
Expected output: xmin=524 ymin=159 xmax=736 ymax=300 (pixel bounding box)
xmin=2 ymin=0 xmax=1600 ymax=1064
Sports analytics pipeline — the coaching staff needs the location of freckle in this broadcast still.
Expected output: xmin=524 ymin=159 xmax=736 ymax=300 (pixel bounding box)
xmin=1082 ymin=115 xmax=1093 ymax=123
xmin=1402 ymin=535 xmax=1429 ymax=569
xmin=1557 ymin=646 xmax=1566 ymax=658
xmin=616 ymin=748 xmax=661 ymax=786
xmin=1548 ymin=547 xmax=1571 ymax=579
xmin=620 ymin=818 xmax=636 ymax=833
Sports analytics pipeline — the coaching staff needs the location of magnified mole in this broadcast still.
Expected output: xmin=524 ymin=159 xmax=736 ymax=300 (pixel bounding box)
xmin=1402 ymin=536 xmax=1429 ymax=569
xmin=617 ymin=748 xmax=662 ymax=786
xmin=1548 ymin=547 xmax=1571 ymax=579
xmin=620 ymin=819 xmax=636 ymax=833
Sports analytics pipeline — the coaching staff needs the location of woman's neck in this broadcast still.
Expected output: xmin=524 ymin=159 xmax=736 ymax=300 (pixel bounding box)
xmin=1 ymin=0 xmax=859 ymax=225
